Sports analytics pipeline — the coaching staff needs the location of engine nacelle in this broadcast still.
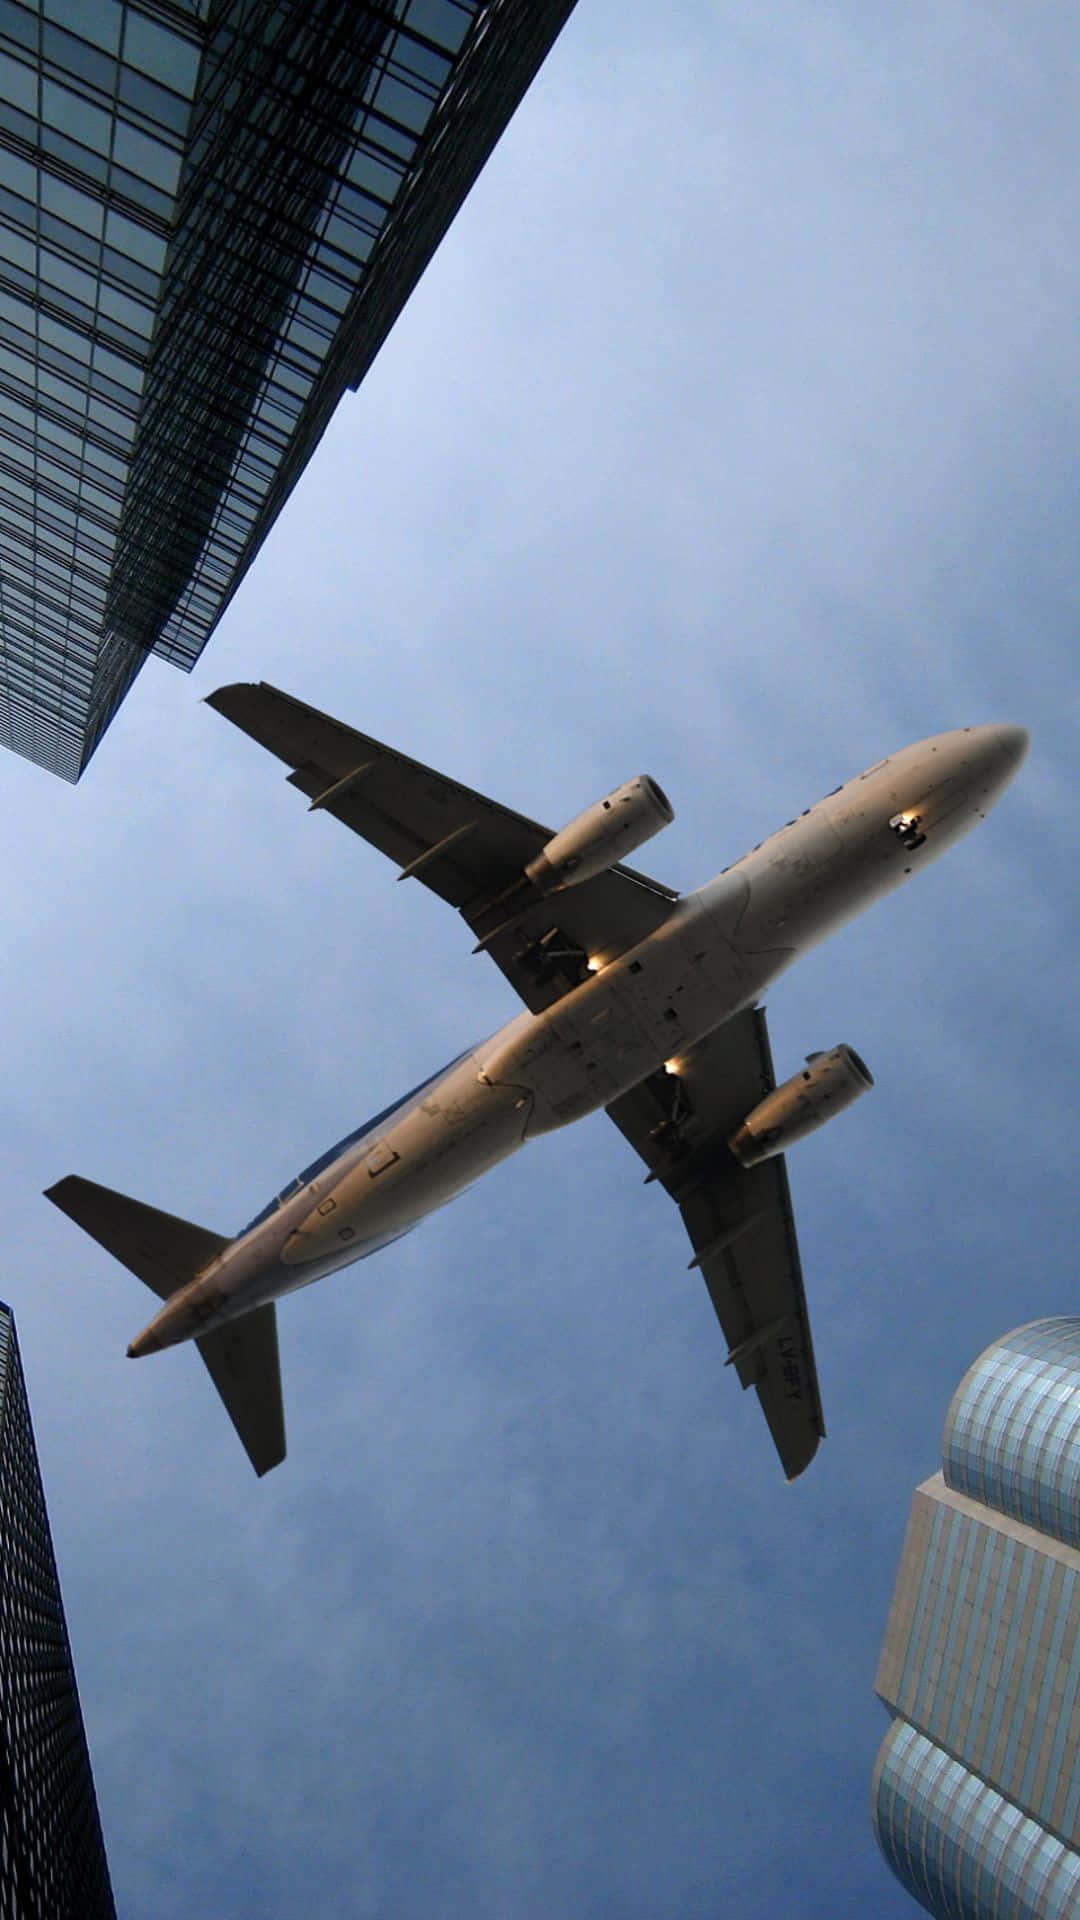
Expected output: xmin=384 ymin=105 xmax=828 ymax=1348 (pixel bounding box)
xmin=524 ymin=776 xmax=674 ymax=894
xmin=728 ymin=1044 xmax=873 ymax=1167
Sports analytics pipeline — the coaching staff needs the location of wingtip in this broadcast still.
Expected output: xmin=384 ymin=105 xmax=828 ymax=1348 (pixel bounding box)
xmin=43 ymin=1174 xmax=79 ymax=1207
xmin=206 ymin=681 xmax=282 ymax=719
xmin=204 ymin=683 xmax=249 ymax=713
xmin=784 ymin=1433 xmax=823 ymax=1482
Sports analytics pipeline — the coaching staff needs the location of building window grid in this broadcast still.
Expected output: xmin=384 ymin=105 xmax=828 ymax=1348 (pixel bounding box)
xmin=135 ymin=4 xmax=464 ymax=671
xmin=967 ymin=1536 xmax=1018 ymax=1789
xmin=944 ymin=1322 xmax=1080 ymax=1549
xmin=878 ymin=1322 xmax=1080 ymax=1915
xmin=980 ymin=1541 xmax=1039 ymax=1807
xmin=999 ymin=1553 xmax=1054 ymax=1791
xmin=912 ymin=1507 xmax=966 ymax=1732
xmin=0 ymin=1304 xmax=115 ymax=1917
xmin=104 ymin=3 xmax=413 ymax=663
xmin=0 ymin=0 xmax=201 ymax=770
xmin=940 ymin=1523 xmax=997 ymax=1763
xmin=898 ymin=1500 xmax=950 ymax=1715
xmin=875 ymin=1721 xmax=1080 ymax=1920
xmin=1019 ymin=1570 xmax=1074 ymax=1820
xmin=1044 ymin=1606 xmax=1080 ymax=1840
xmin=0 ymin=0 xmax=576 ymax=774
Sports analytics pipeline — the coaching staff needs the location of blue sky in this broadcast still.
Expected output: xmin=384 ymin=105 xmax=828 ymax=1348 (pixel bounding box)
xmin=2 ymin=4 xmax=1078 ymax=1914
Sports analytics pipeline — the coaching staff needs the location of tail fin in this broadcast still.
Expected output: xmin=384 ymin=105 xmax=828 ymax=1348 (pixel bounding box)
xmin=45 ymin=1175 xmax=286 ymax=1476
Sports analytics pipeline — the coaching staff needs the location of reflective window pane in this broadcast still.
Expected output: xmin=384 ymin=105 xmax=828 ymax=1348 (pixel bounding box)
xmin=111 ymin=119 xmax=181 ymax=193
xmin=103 ymin=209 xmax=167 ymax=273
xmin=43 ymin=0 xmax=122 ymax=58
xmin=41 ymin=173 xmax=104 ymax=236
xmin=0 ymin=47 xmax=37 ymax=115
xmin=0 ymin=147 xmax=36 ymax=199
xmin=122 ymin=10 xmax=201 ymax=97
xmin=41 ymin=78 xmax=111 ymax=152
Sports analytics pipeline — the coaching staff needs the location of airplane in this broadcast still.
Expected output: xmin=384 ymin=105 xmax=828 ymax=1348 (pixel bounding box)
xmin=46 ymin=686 xmax=1028 ymax=1480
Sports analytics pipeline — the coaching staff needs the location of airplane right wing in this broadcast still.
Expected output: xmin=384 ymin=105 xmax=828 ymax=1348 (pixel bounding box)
xmin=606 ymin=1006 xmax=825 ymax=1479
xmin=207 ymin=682 xmax=678 ymax=1015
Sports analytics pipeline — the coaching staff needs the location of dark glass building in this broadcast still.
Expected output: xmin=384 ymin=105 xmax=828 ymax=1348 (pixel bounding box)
xmin=872 ymin=1319 xmax=1080 ymax=1920
xmin=0 ymin=0 xmax=577 ymax=778
xmin=0 ymin=1303 xmax=115 ymax=1919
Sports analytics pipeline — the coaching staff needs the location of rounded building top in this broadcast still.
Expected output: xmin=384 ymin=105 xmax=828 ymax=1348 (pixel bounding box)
xmin=942 ymin=1317 xmax=1080 ymax=1548
xmin=872 ymin=1720 xmax=1080 ymax=1919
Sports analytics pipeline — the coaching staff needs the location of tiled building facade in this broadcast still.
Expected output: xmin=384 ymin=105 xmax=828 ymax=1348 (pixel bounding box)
xmin=0 ymin=1304 xmax=115 ymax=1919
xmin=0 ymin=0 xmax=577 ymax=778
xmin=873 ymin=1318 xmax=1080 ymax=1919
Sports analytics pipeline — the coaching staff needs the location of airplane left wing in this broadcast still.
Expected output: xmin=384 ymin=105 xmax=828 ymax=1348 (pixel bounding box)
xmin=606 ymin=1006 xmax=825 ymax=1479
xmin=208 ymin=683 xmax=678 ymax=1013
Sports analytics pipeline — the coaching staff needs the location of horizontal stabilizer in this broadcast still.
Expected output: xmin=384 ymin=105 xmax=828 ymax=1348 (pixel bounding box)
xmin=45 ymin=1175 xmax=228 ymax=1300
xmin=197 ymin=1308 xmax=286 ymax=1477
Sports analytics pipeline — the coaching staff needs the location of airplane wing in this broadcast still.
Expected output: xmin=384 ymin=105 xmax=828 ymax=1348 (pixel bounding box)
xmin=606 ymin=1006 xmax=825 ymax=1479
xmin=207 ymin=682 xmax=678 ymax=1014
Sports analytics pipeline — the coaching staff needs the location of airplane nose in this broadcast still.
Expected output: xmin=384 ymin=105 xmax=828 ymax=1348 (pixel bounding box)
xmin=995 ymin=724 xmax=1029 ymax=771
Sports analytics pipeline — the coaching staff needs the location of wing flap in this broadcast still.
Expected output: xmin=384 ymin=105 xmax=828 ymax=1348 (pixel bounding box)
xmin=196 ymin=1306 xmax=286 ymax=1478
xmin=606 ymin=1007 xmax=825 ymax=1479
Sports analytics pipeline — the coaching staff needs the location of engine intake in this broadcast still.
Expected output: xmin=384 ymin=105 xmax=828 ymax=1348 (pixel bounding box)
xmin=728 ymin=1043 xmax=873 ymax=1168
xmin=525 ymin=776 xmax=674 ymax=894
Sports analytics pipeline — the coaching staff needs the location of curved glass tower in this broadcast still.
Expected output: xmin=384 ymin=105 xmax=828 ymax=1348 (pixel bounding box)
xmin=943 ymin=1316 xmax=1080 ymax=1549
xmin=872 ymin=1319 xmax=1080 ymax=1919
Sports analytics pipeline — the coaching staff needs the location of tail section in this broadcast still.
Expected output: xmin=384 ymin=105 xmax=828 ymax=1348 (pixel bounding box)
xmin=45 ymin=1175 xmax=286 ymax=1476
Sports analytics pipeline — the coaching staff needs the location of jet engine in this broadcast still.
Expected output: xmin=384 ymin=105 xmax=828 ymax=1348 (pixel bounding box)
xmin=728 ymin=1044 xmax=873 ymax=1167
xmin=525 ymin=777 xmax=674 ymax=894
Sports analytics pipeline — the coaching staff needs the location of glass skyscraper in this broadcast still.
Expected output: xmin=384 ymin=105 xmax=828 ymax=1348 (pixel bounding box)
xmin=0 ymin=1303 xmax=115 ymax=1919
xmin=873 ymin=1318 xmax=1080 ymax=1920
xmin=0 ymin=0 xmax=577 ymax=778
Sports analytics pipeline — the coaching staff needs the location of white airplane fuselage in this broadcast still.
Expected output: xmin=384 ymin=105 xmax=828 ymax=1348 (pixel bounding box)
xmin=128 ymin=725 xmax=1027 ymax=1358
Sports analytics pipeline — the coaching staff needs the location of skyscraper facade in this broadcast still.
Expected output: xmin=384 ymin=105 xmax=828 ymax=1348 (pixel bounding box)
xmin=873 ymin=1318 xmax=1080 ymax=1920
xmin=0 ymin=1303 xmax=115 ymax=1919
xmin=0 ymin=0 xmax=577 ymax=779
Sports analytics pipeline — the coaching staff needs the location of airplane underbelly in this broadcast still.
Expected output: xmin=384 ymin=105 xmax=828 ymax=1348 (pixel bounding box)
xmin=278 ymin=1070 xmax=528 ymax=1266
xmin=481 ymin=895 xmax=752 ymax=1131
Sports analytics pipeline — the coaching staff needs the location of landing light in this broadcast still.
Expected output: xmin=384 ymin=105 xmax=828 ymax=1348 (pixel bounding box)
xmin=889 ymin=808 xmax=927 ymax=851
xmin=586 ymin=956 xmax=602 ymax=973
xmin=664 ymin=1059 xmax=681 ymax=1076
